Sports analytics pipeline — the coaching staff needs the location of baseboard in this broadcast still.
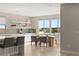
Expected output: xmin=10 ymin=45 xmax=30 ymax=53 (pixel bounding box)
xmin=61 ymin=50 xmax=79 ymax=56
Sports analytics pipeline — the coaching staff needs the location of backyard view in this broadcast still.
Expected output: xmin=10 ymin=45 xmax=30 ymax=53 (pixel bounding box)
xmin=38 ymin=19 xmax=60 ymax=34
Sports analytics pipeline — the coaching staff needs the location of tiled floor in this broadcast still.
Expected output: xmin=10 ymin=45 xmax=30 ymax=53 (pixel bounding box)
xmin=24 ymin=44 xmax=60 ymax=56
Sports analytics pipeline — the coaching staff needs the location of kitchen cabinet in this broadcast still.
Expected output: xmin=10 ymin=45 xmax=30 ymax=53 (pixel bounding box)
xmin=24 ymin=33 xmax=36 ymax=43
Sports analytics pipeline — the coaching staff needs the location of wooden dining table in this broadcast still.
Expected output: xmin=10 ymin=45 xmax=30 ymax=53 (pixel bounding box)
xmin=48 ymin=36 xmax=57 ymax=47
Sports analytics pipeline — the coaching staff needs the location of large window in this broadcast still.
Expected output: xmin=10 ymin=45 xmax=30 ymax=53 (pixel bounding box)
xmin=38 ymin=19 xmax=60 ymax=34
xmin=51 ymin=20 xmax=58 ymax=28
xmin=38 ymin=20 xmax=50 ymax=34
xmin=51 ymin=19 xmax=60 ymax=33
xmin=0 ymin=24 xmax=5 ymax=29
xmin=0 ymin=24 xmax=6 ymax=34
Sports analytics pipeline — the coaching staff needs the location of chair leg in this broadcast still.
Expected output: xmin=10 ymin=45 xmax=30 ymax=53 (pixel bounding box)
xmin=35 ymin=41 xmax=37 ymax=46
xmin=40 ymin=42 xmax=41 ymax=47
xmin=31 ymin=41 xmax=32 ymax=46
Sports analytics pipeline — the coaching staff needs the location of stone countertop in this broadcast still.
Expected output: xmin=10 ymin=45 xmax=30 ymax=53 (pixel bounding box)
xmin=0 ymin=36 xmax=5 ymax=40
xmin=0 ymin=34 xmax=26 ymax=39
xmin=0 ymin=33 xmax=55 ymax=39
xmin=0 ymin=33 xmax=36 ymax=39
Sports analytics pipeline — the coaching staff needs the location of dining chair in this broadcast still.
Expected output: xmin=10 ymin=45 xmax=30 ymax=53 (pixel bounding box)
xmin=39 ymin=36 xmax=48 ymax=48
xmin=31 ymin=36 xmax=39 ymax=46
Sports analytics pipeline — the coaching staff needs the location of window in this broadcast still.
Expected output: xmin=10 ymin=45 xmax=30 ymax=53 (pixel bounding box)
xmin=44 ymin=20 xmax=49 ymax=28
xmin=38 ymin=20 xmax=50 ymax=34
xmin=51 ymin=19 xmax=58 ymax=28
xmin=38 ymin=19 xmax=60 ymax=34
xmin=38 ymin=20 xmax=44 ymax=28
xmin=0 ymin=24 xmax=5 ymax=29
xmin=51 ymin=19 xmax=60 ymax=33
xmin=58 ymin=20 xmax=60 ymax=28
xmin=0 ymin=24 xmax=6 ymax=34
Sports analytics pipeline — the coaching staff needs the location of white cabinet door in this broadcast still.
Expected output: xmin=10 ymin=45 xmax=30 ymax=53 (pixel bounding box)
xmin=24 ymin=33 xmax=36 ymax=43
xmin=25 ymin=35 xmax=31 ymax=43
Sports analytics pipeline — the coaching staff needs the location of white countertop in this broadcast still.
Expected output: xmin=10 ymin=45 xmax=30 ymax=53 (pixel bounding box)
xmin=0 ymin=36 xmax=5 ymax=40
xmin=0 ymin=33 xmax=55 ymax=39
xmin=0 ymin=34 xmax=26 ymax=39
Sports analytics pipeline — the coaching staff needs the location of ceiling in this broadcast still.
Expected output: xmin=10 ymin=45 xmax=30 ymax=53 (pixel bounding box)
xmin=0 ymin=3 xmax=60 ymax=17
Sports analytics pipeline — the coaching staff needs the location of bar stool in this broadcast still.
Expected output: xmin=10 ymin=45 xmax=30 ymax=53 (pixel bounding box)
xmin=0 ymin=37 xmax=16 ymax=56
xmin=14 ymin=36 xmax=24 ymax=56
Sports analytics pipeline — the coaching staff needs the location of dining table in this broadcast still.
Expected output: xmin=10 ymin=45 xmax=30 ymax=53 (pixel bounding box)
xmin=31 ymin=35 xmax=57 ymax=47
